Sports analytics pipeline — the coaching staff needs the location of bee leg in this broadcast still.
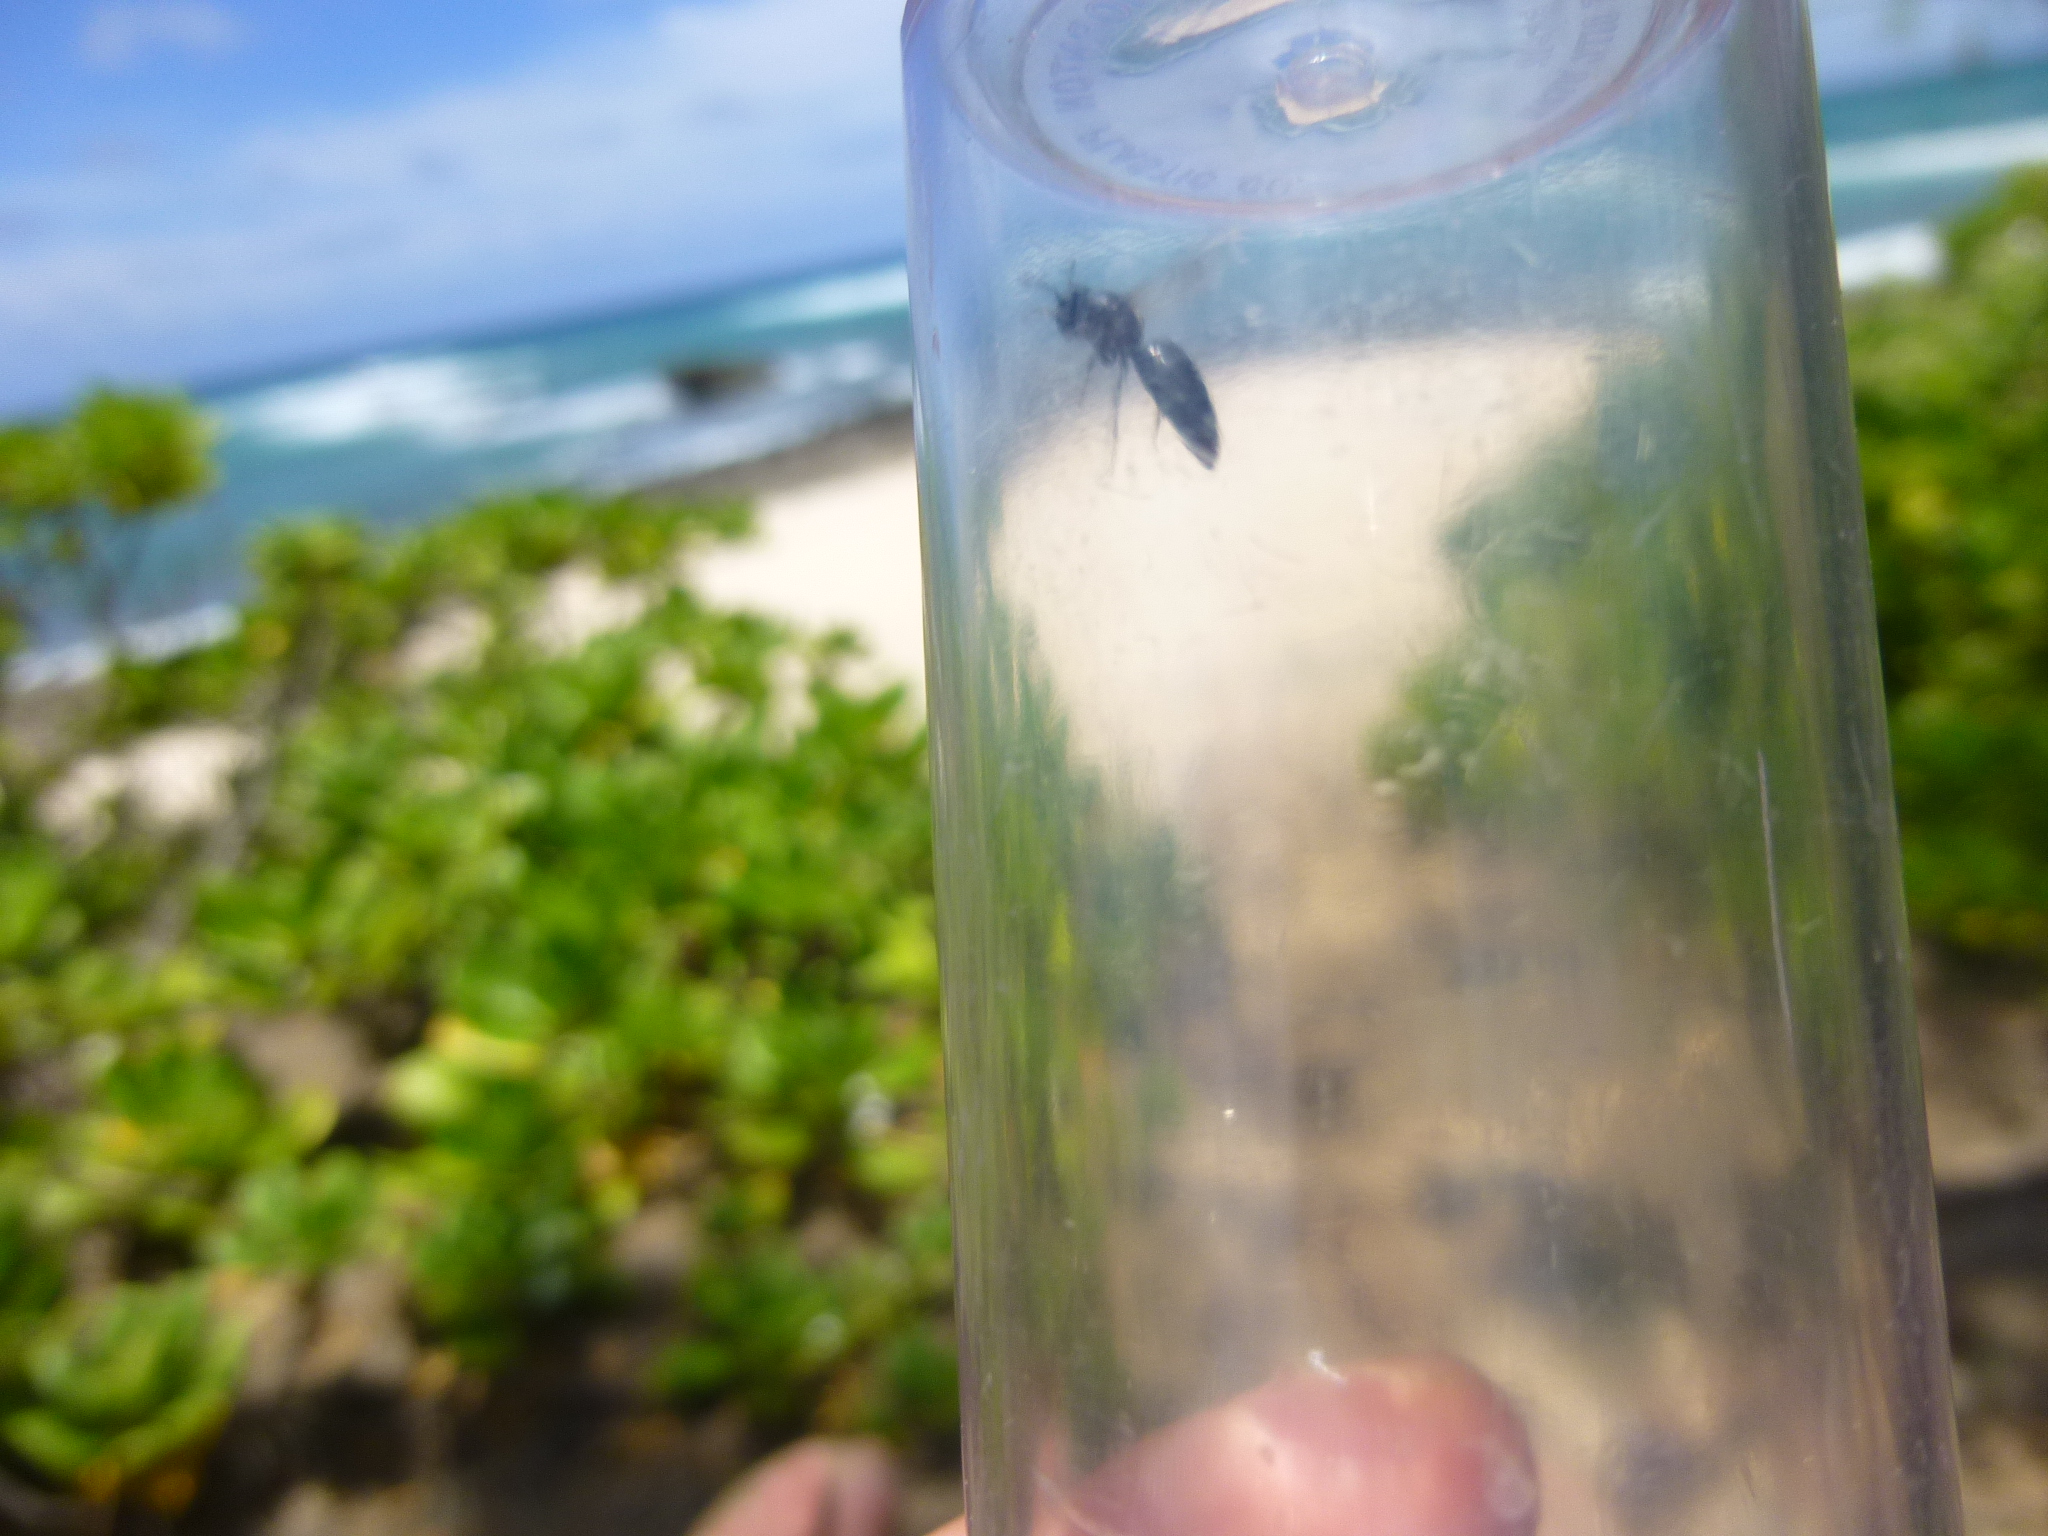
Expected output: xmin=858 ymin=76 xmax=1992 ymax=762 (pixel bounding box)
xmin=1109 ymin=357 xmax=1128 ymax=473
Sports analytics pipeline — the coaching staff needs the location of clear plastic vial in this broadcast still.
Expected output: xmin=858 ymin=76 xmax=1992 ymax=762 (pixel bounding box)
xmin=902 ymin=1 xmax=1964 ymax=1534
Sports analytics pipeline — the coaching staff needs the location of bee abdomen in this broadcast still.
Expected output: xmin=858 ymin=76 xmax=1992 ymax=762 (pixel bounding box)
xmin=1134 ymin=340 xmax=1219 ymax=469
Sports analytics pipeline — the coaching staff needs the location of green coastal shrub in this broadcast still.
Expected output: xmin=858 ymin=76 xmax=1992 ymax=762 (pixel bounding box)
xmin=0 ymin=387 xmax=212 ymax=653
xmin=1847 ymin=169 xmax=2048 ymax=956
xmin=0 ymin=1278 xmax=243 ymax=1502
xmin=52 ymin=1035 xmax=332 ymax=1242
xmin=0 ymin=434 xmax=952 ymax=1501
xmin=1366 ymin=169 xmax=2048 ymax=965
xmin=206 ymin=1151 xmax=378 ymax=1278
xmin=0 ymin=1192 xmax=64 ymax=1384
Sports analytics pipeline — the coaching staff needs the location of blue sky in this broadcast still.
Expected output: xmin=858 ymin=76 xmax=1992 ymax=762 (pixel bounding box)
xmin=0 ymin=0 xmax=908 ymax=413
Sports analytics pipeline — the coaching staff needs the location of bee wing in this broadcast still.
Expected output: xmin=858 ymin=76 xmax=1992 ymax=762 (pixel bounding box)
xmin=1126 ymin=232 xmax=1248 ymax=316
xmin=1024 ymin=233 xmax=1244 ymax=322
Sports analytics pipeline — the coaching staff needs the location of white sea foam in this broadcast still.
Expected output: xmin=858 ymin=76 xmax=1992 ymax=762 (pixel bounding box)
xmin=9 ymin=602 xmax=242 ymax=692
xmin=774 ymin=338 xmax=905 ymax=393
xmin=1827 ymin=115 xmax=2048 ymax=187
xmin=224 ymin=354 xmax=675 ymax=449
xmin=582 ymin=384 xmax=911 ymax=491
xmin=502 ymin=377 xmax=676 ymax=441
xmin=1837 ymin=223 xmax=1945 ymax=289
xmin=226 ymin=355 xmax=525 ymax=446
xmin=723 ymin=264 xmax=909 ymax=330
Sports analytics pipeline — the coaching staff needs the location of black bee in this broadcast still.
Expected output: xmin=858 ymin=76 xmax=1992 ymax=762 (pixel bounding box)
xmin=1053 ymin=284 xmax=1219 ymax=469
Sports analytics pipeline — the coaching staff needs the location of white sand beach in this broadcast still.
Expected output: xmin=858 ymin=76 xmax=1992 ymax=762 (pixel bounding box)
xmin=691 ymin=448 xmax=928 ymax=699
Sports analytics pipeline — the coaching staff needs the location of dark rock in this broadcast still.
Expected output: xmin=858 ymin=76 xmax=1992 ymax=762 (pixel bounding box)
xmin=668 ymin=362 xmax=772 ymax=408
xmin=232 ymin=1015 xmax=379 ymax=1114
xmin=299 ymin=1263 xmax=416 ymax=1392
xmin=610 ymin=1199 xmax=698 ymax=1295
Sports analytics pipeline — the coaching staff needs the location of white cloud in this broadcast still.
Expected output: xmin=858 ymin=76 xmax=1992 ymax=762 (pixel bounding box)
xmin=82 ymin=1 xmax=241 ymax=71
xmin=4 ymin=0 xmax=906 ymax=409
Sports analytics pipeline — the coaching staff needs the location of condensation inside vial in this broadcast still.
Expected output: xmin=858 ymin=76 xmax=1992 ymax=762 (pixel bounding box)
xmin=904 ymin=0 xmax=1963 ymax=1534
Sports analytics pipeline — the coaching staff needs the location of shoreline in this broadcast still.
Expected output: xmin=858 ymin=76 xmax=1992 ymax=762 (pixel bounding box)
xmin=680 ymin=409 xmax=925 ymax=699
xmin=8 ymin=407 xmax=923 ymax=699
xmin=647 ymin=406 xmax=913 ymax=503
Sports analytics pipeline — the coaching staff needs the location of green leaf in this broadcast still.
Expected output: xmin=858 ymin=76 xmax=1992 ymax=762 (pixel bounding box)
xmin=0 ymin=423 xmax=83 ymax=516
xmin=208 ymin=1152 xmax=376 ymax=1276
xmin=4 ymin=1279 xmax=243 ymax=1489
xmin=70 ymin=389 xmax=212 ymax=518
